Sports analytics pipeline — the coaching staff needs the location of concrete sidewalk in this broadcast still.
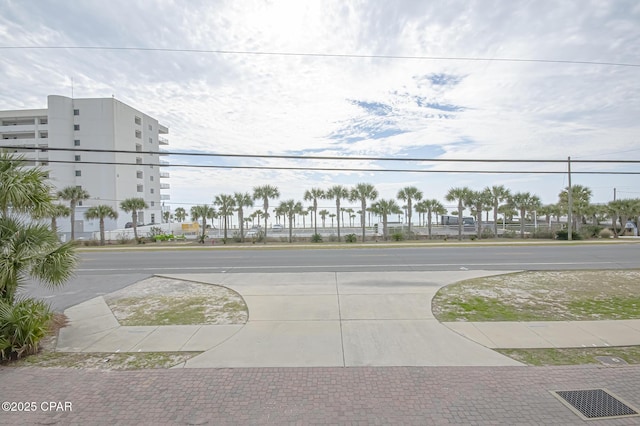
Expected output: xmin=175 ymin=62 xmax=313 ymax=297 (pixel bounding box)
xmin=56 ymin=271 xmax=640 ymax=368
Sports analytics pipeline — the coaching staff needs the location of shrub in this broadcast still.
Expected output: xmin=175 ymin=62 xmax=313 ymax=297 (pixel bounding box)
xmin=480 ymin=228 xmax=495 ymax=239
xmin=555 ymin=230 xmax=583 ymax=240
xmin=470 ymin=235 xmax=477 ymax=241
xmin=311 ymin=233 xmax=322 ymax=243
xmin=148 ymin=226 xmax=164 ymax=237
xmin=391 ymin=232 xmax=404 ymax=241
xmin=116 ymin=233 xmax=132 ymax=244
xmin=532 ymin=230 xmax=554 ymax=239
xmin=345 ymin=233 xmax=357 ymax=243
xmin=582 ymin=225 xmax=603 ymax=239
xmin=599 ymin=228 xmax=613 ymax=239
xmin=0 ymin=298 xmax=53 ymax=360
xmin=82 ymin=239 xmax=100 ymax=246
xmin=501 ymin=230 xmax=517 ymax=239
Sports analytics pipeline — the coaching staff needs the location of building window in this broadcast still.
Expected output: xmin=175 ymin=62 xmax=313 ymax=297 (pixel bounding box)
xmin=149 ymin=137 xmax=153 ymax=144
xmin=135 ymin=130 xmax=142 ymax=139
xmin=150 ymin=201 xmax=155 ymax=207
xmin=137 ymin=184 xmax=143 ymax=192
xmin=73 ymin=109 xmax=79 ymax=116
xmin=150 ymin=188 xmax=154 ymax=194
xmin=150 ymin=176 xmax=154 ymax=181
xmin=74 ymin=139 xmax=80 ymax=146
xmin=151 ymin=214 xmax=155 ymax=223
xmin=74 ymin=124 xmax=80 ymax=130
xmin=74 ymin=155 xmax=81 ymax=162
xmin=135 ymin=116 xmax=141 ymax=125
xmin=148 ymin=124 xmax=152 ymax=131
xmin=136 ymin=171 xmax=143 ymax=179
xmin=136 ymin=144 xmax=142 ymax=152
xmin=39 ymin=118 xmax=48 ymax=124
xmin=78 ymin=201 xmax=83 ymax=206
xmin=75 ymin=170 xmax=81 ymax=177
xmin=136 ymin=157 xmax=142 ymax=165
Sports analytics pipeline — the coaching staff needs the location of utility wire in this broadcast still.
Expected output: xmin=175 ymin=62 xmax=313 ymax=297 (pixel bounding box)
xmin=2 ymin=45 xmax=639 ymax=68
xmin=5 ymin=145 xmax=640 ymax=164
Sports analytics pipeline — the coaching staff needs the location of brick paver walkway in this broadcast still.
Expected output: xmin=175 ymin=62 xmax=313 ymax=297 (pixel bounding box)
xmin=2 ymin=365 xmax=639 ymax=425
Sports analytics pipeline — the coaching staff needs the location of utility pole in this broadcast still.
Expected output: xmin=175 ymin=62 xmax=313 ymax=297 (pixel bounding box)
xmin=567 ymin=156 xmax=573 ymax=241
xmin=614 ymin=187 xmax=617 ymax=201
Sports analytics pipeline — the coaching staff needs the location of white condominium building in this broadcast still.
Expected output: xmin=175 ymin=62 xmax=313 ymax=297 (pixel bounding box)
xmin=0 ymin=95 xmax=170 ymax=238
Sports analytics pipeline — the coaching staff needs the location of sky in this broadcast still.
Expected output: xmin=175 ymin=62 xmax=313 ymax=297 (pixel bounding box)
xmin=1 ymin=0 xmax=639 ymax=215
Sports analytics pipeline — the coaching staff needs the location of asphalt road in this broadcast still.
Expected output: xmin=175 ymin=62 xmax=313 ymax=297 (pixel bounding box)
xmin=21 ymin=243 xmax=640 ymax=311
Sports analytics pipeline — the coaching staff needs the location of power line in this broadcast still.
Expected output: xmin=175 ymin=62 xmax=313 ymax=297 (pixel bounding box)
xmin=5 ymin=145 xmax=640 ymax=164
xmin=1 ymin=45 xmax=639 ymax=68
xmin=31 ymin=159 xmax=640 ymax=175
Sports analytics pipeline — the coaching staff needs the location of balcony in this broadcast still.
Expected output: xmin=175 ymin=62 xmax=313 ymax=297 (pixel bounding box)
xmin=0 ymin=124 xmax=37 ymax=133
xmin=160 ymin=183 xmax=170 ymax=189
xmin=159 ymin=172 xmax=170 ymax=178
xmin=158 ymin=124 xmax=169 ymax=134
xmin=161 ymin=194 xmax=171 ymax=200
xmin=158 ymin=136 xmax=169 ymax=145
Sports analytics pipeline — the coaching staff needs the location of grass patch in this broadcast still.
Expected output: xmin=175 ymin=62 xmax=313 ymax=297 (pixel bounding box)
xmin=498 ymin=346 xmax=640 ymax=366
xmin=433 ymin=270 xmax=640 ymax=322
xmin=4 ymin=350 xmax=201 ymax=369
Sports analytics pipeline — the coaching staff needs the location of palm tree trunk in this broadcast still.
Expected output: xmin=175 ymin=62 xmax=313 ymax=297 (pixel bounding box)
xmin=493 ymin=203 xmax=499 ymax=236
xmin=99 ymin=218 xmax=105 ymax=246
xmin=457 ymin=200 xmax=463 ymax=241
xmin=427 ymin=211 xmax=432 ymax=239
xmin=336 ymin=200 xmax=341 ymax=240
xmin=239 ymin=210 xmax=244 ymax=242
xmin=520 ymin=208 xmax=526 ymax=238
xmin=132 ymin=211 xmax=138 ymax=240
xmin=70 ymin=201 xmax=76 ymax=240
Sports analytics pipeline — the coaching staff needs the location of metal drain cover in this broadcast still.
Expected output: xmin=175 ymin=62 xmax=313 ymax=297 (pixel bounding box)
xmin=552 ymin=388 xmax=639 ymax=420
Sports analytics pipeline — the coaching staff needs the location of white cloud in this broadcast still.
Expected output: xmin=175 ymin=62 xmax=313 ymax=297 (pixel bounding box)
xmin=1 ymin=0 xmax=639 ymax=213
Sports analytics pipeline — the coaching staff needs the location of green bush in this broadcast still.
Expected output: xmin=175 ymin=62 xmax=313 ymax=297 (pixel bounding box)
xmin=311 ymin=233 xmax=323 ymax=243
xmin=391 ymin=232 xmax=404 ymax=241
xmin=599 ymin=228 xmax=613 ymax=239
xmin=582 ymin=225 xmax=603 ymax=239
xmin=345 ymin=233 xmax=357 ymax=243
xmin=470 ymin=235 xmax=477 ymax=241
xmin=555 ymin=230 xmax=583 ymax=240
xmin=480 ymin=228 xmax=495 ymax=239
xmin=0 ymin=298 xmax=53 ymax=360
xmin=501 ymin=230 xmax=517 ymax=239
xmin=532 ymin=230 xmax=554 ymax=239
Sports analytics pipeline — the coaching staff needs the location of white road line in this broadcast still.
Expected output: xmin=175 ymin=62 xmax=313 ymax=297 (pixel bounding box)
xmin=77 ymin=261 xmax=618 ymax=272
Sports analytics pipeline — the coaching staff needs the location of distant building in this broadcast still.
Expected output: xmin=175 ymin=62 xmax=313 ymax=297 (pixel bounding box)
xmin=0 ymin=95 xmax=170 ymax=238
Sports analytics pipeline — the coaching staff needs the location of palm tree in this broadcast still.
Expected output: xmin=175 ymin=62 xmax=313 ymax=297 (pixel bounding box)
xmin=0 ymin=152 xmax=53 ymax=217
xmin=85 ymin=205 xmax=118 ymax=246
xmin=445 ymin=187 xmax=472 ymax=240
xmin=174 ymin=207 xmax=187 ymax=223
xmin=319 ymin=209 xmax=329 ymax=227
xmin=325 ymin=185 xmax=350 ymax=241
xmin=370 ymin=199 xmax=402 ymax=240
xmin=397 ymin=186 xmax=423 ymax=236
xmin=46 ymin=204 xmax=71 ymax=233
xmin=304 ymin=188 xmax=325 ymax=236
xmin=190 ymin=205 xmax=215 ymax=242
xmin=251 ymin=209 xmax=264 ymax=227
xmin=466 ymin=189 xmax=492 ymax=239
xmin=487 ymin=185 xmax=511 ymax=237
xmin=214 ymin=194 xmax=236 ymax=241
xmin=233 ymin=192 xmax=253 ymax=242
xmin=57 ymin=186 xmax=90 ymax=240
xmin=329 ymin=213 xmax=336 ymax=227
xmin=607 ymin=198 xmax=640 ymax=237
xmin=510 ymin=192 xmax=542 ymax=238
xmin=559 ymin=185 xmax=592 ymax=231
xmin=253 ymin=185 xmax=280 ymax=243
xmin=278 ymin=199 xmax=303 ymax=243
xmin=0 ymin=153 xmax=77 ymax=304
xmin=350 ymin=183 xmax=378 ymax=242
xmin=120 ymin=197 xmax=148 ymax=240
xmin=416 ymin=199 xmax=445 ymax=239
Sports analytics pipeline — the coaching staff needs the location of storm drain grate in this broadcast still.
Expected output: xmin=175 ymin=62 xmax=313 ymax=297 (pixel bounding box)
xmin=552 ymin=388 xmax=640 ymax=420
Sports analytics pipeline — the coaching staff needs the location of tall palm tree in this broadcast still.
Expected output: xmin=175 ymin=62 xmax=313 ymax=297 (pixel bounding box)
xmin=325 ymin=185 xmax=350 ymax=241
xmin=174 ymin=207 xmax=187 ymax=223
xmin=304 ymin=188 xmax=325 ymax=236
xmin=85 ymin=205 xmax=118 ymax=246
xmin=233 ymin=192 xmax=253 ymax=242
xmin=350 ymin=183 xmax=378 ymax=242
xmin=46 ymin=204 xmax=71 ymax=233
xmin=370 ymin=199 xmax=402 ymax=240
xmin=397 ymin=186 xmax=423 ymax=236
xmin=190 ymin=205 xmax=215 ymax=242
xmin=278 ymin=199 xmax=303 ymax=243
xmin=319 ymin=209 xmax=329 ymax=227
xmin=466 ymin=189 xmax=492 ymax=239
xmin=57 ymin=186 xmax=90 ymax=240
xmin=214 ymin=194 xmax=236 ymax=241
xmin=559 ymin=185 xmax=593 ymax=231
xmin=416 ymin=199 xmax=445 ymax=239
xmin=445 ymin=187 xmax=472 ymax=240
xmin=253 ymin=185 xmax=280 ymax=243
xmin=120 ymin=197 xmax=148 ymax=240
xmin=510 ymin=192 xmax=542 ymax=238
xmin=487 ymin=185 xmax=511 ymax=236
xmin=329 ymin=213 xmax=336 ymax=227
xmin=607 ymin=198 xmax=640 ymax=237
